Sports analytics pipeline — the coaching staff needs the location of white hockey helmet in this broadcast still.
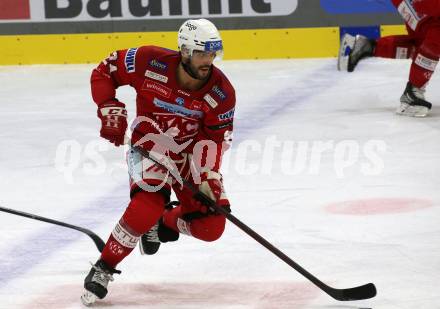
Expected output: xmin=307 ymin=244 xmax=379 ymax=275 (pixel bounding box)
xmin=178 ymin=19 xmax=223 ymax=58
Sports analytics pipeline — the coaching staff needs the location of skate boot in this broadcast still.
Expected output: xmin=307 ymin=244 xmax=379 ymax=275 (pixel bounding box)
xmin=81 ymin=259 xmax=121 ymax=306
xmin=396 ymin=82 xmax=432 ymax=117
xmin=139 ymin=201 xmax=180 ymax=255
xmin=139 ymin=221 xmax=161 ymax=255
xmin=338 ymin=34 xmax=376 ymax=72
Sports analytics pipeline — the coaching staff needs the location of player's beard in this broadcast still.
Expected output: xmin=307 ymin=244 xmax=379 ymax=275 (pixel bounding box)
xmin=193 ymin=63 xmax=211 ymax=80
xmin=182 ymin=58 xmax=212 ymax=81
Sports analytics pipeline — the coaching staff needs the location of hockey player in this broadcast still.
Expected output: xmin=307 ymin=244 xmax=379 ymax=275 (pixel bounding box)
xmin=338 ymin=0 xmax=440 ymax=117
xmin=81 ymin=19 xmax=235 ymax=305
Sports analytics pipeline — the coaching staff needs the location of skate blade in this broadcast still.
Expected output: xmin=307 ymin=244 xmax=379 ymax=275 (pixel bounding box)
xmin=396 ymin=105 xmax=429 ymax=117
xmin=337 ymin=33 xmax=356 ymax=71
xmin=81 ymin=290 xmax=98 ymax=306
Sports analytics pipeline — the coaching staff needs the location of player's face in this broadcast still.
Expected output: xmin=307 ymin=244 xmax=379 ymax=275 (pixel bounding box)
xmin=189 ymin=50 xmax=216 ymax=80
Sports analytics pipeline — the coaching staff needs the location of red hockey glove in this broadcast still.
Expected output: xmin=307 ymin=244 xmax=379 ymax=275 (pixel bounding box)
xmin=413 ymin=0 xmax=440 ymax=17
xmin=192 ymin=171 xmax=230 ymax=214
xmin=97 ymin=100 xmax=127 ymax=146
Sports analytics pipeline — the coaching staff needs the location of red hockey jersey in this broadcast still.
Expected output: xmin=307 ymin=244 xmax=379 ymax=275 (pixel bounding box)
xmin=91 ymin=46 xmax=236 ymax=171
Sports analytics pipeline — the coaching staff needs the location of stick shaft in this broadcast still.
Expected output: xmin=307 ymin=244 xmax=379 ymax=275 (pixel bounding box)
xmin=0 ymin=205 xmax=105 ymax=252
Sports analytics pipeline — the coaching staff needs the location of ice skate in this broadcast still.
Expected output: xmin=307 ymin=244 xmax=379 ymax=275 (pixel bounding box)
xmin=396 ymin=82 xmax=432 ymax=117
xmin=338 ymin=34 xmax=376 ymax=72
xmin=81 ymin=259 xmax=121 ymax=306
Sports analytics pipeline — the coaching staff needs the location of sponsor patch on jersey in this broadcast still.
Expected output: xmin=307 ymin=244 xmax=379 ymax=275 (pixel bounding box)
xmin=211 ymin=85 xmax=227 ymax=100
xmin=125 ymin=48 xmax=138 ymax=73
xmin=145 ymin=70 xmax=169 ymax=83
xmin=190 ymin=100 xmax=203 ymax=111
xmin=175 ymin=97 xmax=185 ymax=106
xmin=142 ymin=80 xmax=172 ymax=98
xmin=153 ymin=98 xmax=203 ymax=119
xmin=178 ymin=89 xmax=191 ymax=97
xmin=149 ymin=59 xmax=168 ymax=71
xmin=218 ymin=108 xmax=235 ymax=121
xmin=204 ymin=94 xmax=219 ymax=109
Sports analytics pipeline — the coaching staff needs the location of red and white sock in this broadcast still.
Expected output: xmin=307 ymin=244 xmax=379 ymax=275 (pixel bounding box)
xmin=100 ymin=218 xmax=141 ymax=268
xmin=409 ymin=49 xmax=438 ymax=88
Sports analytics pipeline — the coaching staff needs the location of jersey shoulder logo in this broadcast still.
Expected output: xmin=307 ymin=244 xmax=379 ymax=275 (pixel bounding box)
xmin=125 ymin=48 xmax=138 ymax=73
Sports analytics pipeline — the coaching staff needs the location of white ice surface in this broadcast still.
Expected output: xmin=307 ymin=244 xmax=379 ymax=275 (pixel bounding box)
xmin=0 ymin=58 xmax=439 ymax=309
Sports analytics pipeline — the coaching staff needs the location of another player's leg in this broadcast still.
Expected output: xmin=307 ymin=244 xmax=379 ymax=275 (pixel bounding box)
xmin=397 ymin=25 xmax=440 ymax=117
xmin=373 ymin=35 xmax=416 ymax=59
xmin=338 ymin=34 xmax=416 ymax=72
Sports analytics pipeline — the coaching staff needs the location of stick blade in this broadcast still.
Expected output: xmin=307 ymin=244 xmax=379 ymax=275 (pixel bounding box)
xmin=330 ymin=283 xmax=377 ymax=301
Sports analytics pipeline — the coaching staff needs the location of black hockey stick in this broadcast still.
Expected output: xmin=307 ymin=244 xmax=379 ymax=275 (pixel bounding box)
xmin=0 ymin=205 xmax=105 ymax=252
xmin=132 ymin=145 xmax=377 ymax=301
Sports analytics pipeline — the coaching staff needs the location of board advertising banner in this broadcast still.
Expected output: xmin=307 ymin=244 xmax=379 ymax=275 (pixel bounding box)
xmin=0 ymin=0 xmax=31 ymax=20
xmin=0 ymin=0 xmax=298 ymax=23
